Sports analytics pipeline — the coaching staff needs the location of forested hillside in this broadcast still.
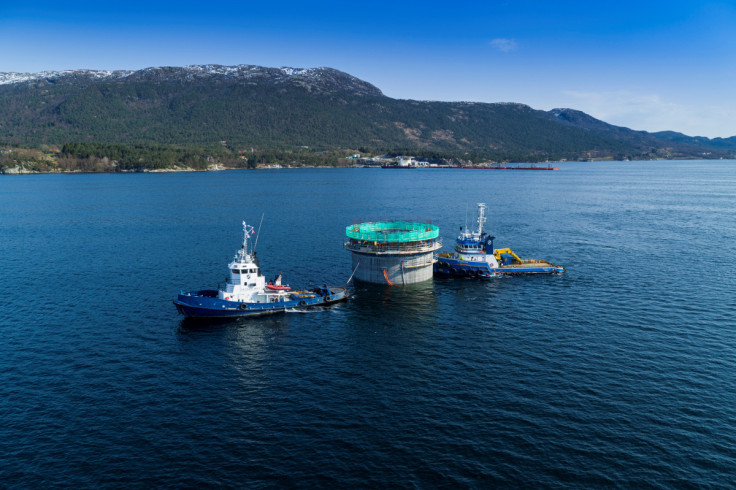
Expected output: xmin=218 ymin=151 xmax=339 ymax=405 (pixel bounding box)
xmin=1 ymin=65 xmax=734 ymax=164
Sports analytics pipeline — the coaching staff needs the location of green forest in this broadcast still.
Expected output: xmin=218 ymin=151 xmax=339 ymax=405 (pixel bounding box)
xmin=1 ymin=67 xmax=734 ymax=172
xmin=0 ymin=142 xmax=365 ymax=173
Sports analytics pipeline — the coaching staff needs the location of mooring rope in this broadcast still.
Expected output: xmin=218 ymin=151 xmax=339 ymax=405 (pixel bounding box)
xmin=346 ymin=259 xmax=361 ymax=284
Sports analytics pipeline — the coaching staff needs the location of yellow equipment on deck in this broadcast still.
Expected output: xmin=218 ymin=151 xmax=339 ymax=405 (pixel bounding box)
xmin=493 ymin=248 xmax=523 ymax=264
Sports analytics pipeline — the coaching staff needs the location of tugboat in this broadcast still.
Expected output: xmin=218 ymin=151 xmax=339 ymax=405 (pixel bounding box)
xmin=173 ymin=221 xmax=348 ymax=318
xmin=434 ymin=203 xmax=565 ymax=277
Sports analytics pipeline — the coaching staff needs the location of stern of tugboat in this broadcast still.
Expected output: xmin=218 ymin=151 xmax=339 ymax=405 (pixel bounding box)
xmin=313 ymin=286 xmax=349 ymax=304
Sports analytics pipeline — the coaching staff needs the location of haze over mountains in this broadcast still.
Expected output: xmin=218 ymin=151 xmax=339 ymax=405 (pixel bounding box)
xmin=1 ymin=64 xmax=734 ymax=161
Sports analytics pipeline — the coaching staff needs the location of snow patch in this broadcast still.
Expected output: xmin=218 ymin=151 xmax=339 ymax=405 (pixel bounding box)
xmin=279 ymin=67 xmax=311 ymax=77
xmin=0 ymin=69 xmax=135 ymax=85
xmin=0 ymin=64 xmax=381 ymax=95
xmin=0 ymin=65 xmax=330 ymax=86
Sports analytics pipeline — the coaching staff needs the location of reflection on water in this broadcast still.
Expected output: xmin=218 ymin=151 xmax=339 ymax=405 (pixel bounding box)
xmin=178 ymin=313 xmax=295 ymax=398
xmin=346 ymin=281 xmax=440 ymax=327
xmin=177 ymin=311 xmax=288 ymax=332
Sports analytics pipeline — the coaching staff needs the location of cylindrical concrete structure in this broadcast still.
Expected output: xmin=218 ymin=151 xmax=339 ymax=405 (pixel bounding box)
xmin=344 ymin=221 xmax=441 ymax=285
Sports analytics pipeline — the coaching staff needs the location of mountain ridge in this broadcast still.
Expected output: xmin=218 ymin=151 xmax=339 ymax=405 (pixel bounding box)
xmin=0 ymin=64 xmax=733 ymax=161
xmin=0 ymin=64 xmax=384 ymax=97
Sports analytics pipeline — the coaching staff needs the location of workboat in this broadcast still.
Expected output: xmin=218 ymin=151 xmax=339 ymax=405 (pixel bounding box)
xmin=266 ymin=273 xmax=291 ymax=291
xmin=173 ymin=221 xmax=348 ymax=318
xmin=434 ymin=203 xmax=565 ymax=277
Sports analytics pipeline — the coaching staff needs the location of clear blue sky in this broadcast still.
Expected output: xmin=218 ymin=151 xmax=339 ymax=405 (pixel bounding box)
xmin=2 ymin=0 xmax=735 ymax=137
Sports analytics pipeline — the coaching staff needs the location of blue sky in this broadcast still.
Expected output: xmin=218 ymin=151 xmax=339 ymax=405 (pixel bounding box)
xmin=2 ymin=0 xmax=735 ymax=137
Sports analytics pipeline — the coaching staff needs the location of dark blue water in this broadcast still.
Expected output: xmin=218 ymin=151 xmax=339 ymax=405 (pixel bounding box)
xmin=2 ymin=162 xmax=736 ymax=487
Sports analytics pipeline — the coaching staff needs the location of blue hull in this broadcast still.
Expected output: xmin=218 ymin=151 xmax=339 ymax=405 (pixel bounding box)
xmin=435 ymin=257 xmax=563 ymax=277
xmin=173 ymin=287 xmax=348 ymax=318
xmin=433 ymin=259 xmax=496 ymax=279
xmin=493 ymin=266 xmax=565 ymax=275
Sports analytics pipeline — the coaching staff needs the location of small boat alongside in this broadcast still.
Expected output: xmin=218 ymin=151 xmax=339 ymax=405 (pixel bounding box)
xmin=434 ymin=203 xmax=564 ymax=278
xmin=173 ymin=221 xmax=348 ymax=318
xmin=266 ymin=273 xmax=291 ymax=290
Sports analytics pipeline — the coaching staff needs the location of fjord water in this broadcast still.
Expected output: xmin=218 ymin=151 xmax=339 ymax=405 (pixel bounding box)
xmin=2 ymin=161 xmax=735 ymax=487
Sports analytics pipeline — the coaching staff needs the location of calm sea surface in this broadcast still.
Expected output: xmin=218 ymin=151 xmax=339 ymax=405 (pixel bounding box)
xmin=2 ymin=161 xmax=736 ymax=487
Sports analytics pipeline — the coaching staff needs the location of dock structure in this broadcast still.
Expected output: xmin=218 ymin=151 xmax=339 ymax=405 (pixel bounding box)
xmin=344 ymin=221 xmax=441 ymax=285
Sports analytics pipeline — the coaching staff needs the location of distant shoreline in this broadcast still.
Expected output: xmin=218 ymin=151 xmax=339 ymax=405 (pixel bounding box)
xmin=0 ymin=165 xmax=349 ymax=175
xmin=3 ymin=159 xmax=734 ymax=175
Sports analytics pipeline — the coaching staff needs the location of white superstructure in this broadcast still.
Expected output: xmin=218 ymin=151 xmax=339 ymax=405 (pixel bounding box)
xmin=217 ymin=221 xmax=291 ymax=304
xmin=453 ymin=203 xmax=500 ymax=268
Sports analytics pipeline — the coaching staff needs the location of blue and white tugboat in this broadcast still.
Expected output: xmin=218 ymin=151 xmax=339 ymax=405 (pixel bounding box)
xmin=434 ymin=203 xmax=565 ymax=278
xmin=173 ymin=221 xmax=348 ymax=318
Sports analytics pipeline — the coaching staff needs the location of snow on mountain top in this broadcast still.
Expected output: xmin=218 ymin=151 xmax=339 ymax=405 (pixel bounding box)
xmin=0 ymin=69 xmax=135 ymax=85
xmin=0 ymin=65 xmax=339 ymax=85
xmin=0 ymin=64 xmax=383 ymax=96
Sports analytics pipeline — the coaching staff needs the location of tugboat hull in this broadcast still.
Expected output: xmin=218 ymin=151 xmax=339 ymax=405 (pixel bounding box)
xmin=493 ymin=264 xmax=565 ymax=274
xmin=434 ymin=257 xmax=564 ymax=277
xmin=433 ymin=259 xmax=496 ymax=279
xmin=173 ymin=287 xmax=348 ymax=319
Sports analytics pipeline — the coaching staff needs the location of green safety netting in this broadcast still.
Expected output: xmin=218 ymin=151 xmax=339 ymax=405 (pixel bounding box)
xmin=345 ymin=222 xmax=439 ymax=242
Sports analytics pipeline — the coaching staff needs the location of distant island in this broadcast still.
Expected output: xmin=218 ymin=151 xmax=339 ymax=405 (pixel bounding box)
xmin=1 ymin=64 xmax=735 ymax=173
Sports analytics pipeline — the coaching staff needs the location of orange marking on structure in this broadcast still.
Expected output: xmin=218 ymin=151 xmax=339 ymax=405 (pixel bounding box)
xmin=382 ymin=268 xmax=394 ymax=286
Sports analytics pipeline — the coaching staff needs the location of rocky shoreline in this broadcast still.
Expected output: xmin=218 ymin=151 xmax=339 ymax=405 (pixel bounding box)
xmin=0 ymin=164 xmax=354 ymax=175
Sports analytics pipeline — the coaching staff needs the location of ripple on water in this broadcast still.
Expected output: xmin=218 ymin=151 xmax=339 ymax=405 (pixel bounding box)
xmin=1 ymin=163 xmax=736 ymax=486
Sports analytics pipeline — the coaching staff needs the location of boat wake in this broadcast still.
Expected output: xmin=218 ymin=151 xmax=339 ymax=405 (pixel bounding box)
xmin=285 ymin=305 xmax=339 ymax=314
xmin=286 ymin=307 xmax=322 ymax=314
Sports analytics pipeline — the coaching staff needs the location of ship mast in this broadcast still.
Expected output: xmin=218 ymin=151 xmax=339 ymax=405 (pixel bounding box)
xmin=241 ymin=220 xmax=255 ymax=257
xmin=476 ymin=203 xmax=487 ymax=236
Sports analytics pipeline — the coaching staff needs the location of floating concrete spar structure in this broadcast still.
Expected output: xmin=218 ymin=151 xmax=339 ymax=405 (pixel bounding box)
xmin=343 ymin=221 xmax=442 ymax=285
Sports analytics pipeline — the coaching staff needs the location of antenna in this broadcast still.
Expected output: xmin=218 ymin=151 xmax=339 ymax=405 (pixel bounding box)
xmin=242 ymin=220 xmax=248 ymax=251
xmin=253 ymin=213 xmax=265 ymax=252
xmin=476 ymin=203 xmax=487 ymax=235
xmin=241 ymin=220 xmax=256 ymax=255
xmin=464 ymin=203 xmax=468 ymax=234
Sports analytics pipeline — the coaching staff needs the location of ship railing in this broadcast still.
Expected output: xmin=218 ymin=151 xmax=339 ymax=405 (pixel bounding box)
xmin=343 ymin=238 xmax=442 ymax=254
xmin=401 ymin=254 xmax=436 ymax=268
